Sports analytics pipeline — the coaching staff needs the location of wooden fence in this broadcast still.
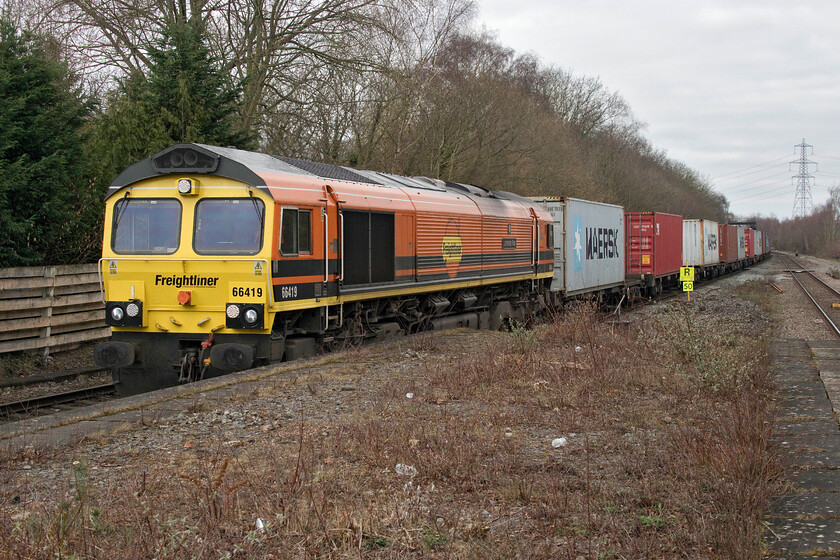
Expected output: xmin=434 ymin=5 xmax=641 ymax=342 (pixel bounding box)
xmin=0 ymin=263 xmax=110 ymax=356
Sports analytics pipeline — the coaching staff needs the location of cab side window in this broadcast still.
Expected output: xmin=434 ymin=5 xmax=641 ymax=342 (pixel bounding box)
xmin=280 ymin=208 xmax=311 ymax=255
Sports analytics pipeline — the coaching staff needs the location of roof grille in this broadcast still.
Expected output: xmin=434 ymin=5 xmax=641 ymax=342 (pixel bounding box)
xmin=277 ymin=157 xmax=382 ymax=185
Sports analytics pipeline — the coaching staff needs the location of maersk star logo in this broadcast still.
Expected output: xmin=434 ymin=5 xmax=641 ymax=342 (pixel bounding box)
xmin=574 ymin=228 xmax=582 ymax=261
xmin=572 ymin=215 xmax=583 ymax=272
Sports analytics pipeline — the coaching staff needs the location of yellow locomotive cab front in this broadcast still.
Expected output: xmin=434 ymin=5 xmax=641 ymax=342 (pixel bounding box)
xmin=95 ymin=145 xmax=278 ymax=394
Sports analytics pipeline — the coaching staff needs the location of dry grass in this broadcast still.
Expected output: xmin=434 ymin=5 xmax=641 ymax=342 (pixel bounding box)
xmin=0 ymin=295 xmax=781 ymax=559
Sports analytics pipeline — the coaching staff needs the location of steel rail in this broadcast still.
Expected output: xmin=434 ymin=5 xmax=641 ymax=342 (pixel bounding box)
xmin=0 ymin=382 xmax=118 ymax=419
xmin=781 ymin=254 xmax=840 ymax=339
xmin=0 ymin=366 xmax=105 ymax=389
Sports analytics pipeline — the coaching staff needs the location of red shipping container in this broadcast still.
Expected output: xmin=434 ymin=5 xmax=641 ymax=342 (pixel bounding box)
xmin=718 ymin=224 xmax=738 ymax=263
xmin=625 ymin=212 xmax=682 ymax=279
xmin=745 ymin=228 xmax=754 ymax=258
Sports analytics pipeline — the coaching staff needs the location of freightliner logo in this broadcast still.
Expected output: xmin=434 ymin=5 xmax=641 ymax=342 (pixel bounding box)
xmin=155 ymin=274 xmax=219 ymax=288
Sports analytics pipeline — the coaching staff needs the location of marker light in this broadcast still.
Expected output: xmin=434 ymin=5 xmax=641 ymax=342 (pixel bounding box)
xmin=126 ymin=302 xmax=140 ymax=317
xmin=226 ymin=304 xmax=241 ymax=319
xmin=177 ymin=179 xmax=193 ymax=195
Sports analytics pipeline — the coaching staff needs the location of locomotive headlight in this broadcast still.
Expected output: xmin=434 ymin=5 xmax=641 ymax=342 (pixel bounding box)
xmin=225 ymin=303 xmax=263 ymax=329
xmin=110 ymin=306 xmax=125 ymax=322
xmin=243 ymin=308 xmax=259 ymax=325
xmin=106 ymin=301 xmax=143 ymax=327
xmin=177 ymin=178 xmax=193 ymax=195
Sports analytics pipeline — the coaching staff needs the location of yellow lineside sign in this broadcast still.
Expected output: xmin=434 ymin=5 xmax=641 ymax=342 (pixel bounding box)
xmin=679 ymin=266 xmax=694 ymax=282
xmin=682 ymin=281 xmax=694 ymax=292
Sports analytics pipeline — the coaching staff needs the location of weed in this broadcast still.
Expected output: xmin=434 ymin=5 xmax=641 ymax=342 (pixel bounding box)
xmin=363 ymin=535 xmax=391 ymax=549
xmin=421 ymin=529 xmax=448 ymax=549
xmin=178 ymin=457 xmax=247 ymax=531
xmin=508 ymin=320 xmax=540 ymax=354
xmin=0 ymin=283 xmax=780 ymax=559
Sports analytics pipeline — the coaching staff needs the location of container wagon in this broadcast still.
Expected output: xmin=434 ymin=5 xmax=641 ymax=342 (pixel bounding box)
xmin=625 ymin=211 xmax=682 ymax=296
xmin=718 ymin=224 xmax=739 ymax=271
xmin=745 ymin=228 xmax=754 ymax=261
xmin=682 ymin=219 xmax=720 ymax=278
xmin=530 ymin=197 xmax=626 ymax=299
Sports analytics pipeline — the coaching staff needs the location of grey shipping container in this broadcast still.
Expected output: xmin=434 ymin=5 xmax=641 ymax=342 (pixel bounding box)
xmin=530 ymin=197 xmax=625 ymax=296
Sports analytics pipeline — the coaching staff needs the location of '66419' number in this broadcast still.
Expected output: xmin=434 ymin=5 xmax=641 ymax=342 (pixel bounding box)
xmin=231 ymin=286 xmax=262 ymax=298
xmin=280 ymin=285 xmax=298 ymax=299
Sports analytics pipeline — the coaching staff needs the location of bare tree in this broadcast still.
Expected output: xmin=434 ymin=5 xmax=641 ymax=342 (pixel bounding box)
xmin=544 ymin=67 xmax=640 ymax=138
xmin=26 ymin=0 xmax=395 ymax=135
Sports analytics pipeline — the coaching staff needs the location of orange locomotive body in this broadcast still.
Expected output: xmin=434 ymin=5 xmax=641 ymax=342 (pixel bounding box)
xmin=265 ymin=156 xmax=555 ymax=341
xmin=95 ymin=145 xmax=554 ymax=394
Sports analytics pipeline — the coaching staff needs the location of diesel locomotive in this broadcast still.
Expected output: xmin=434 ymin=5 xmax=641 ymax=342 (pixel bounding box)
xmin=94 ymin=144 xmax=556 ymax=395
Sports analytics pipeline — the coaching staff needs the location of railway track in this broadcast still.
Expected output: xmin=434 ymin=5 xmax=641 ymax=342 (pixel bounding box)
xmin=779 ymin=253 xmax=840 ymax=338
xmin=0 ymin=366 xmax=105 ymax=389
xmin=0 ymin=364 xmax=118 ymax=421
xmin=0 ymin=382 xmax=118 ymax=420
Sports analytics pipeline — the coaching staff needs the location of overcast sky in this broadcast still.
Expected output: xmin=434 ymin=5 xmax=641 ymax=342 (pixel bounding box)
xmin=474 ymin=0 xmax=840 ymax=219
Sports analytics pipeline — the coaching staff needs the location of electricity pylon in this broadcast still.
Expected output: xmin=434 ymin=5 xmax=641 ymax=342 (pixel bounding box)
xmin=791 ymin=138 xmax=817 ymax=217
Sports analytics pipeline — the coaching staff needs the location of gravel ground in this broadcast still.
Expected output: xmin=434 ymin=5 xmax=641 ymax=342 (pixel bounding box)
xmin=2 ymin=259 xmax=785 ymax=486
xmin=0 ymin=254 xmax=795 ymax=558
xmin=0 ymin=342 xmax=99 ymax=379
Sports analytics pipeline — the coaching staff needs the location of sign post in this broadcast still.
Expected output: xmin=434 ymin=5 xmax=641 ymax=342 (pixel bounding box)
xmin=680 ymin=266 xmax=695 ymax=301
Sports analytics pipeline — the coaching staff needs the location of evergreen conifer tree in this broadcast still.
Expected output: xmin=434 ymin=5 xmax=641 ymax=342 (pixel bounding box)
xmin=91 ymin=18 xmax=253 ymax=179
xmin=0 ymin=20 xmax=95 ymax=266
xmin=147 ymin=20 xmax=252 ymax=148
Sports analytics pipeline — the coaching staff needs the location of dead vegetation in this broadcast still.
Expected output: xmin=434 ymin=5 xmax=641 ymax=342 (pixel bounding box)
xmin=0 ymin=292 xmax=781 ymax=559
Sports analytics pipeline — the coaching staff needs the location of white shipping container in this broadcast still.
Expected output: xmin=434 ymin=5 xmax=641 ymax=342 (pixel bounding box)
xmin=704 ymin=220 xmax=720 ymax=265
xmin=682 ymin=219 xmax=720 ymax=267
xmin=737 ymin=225 xmax=746 ymax=260
xmin=755 ymin=230 xmax=763 ymax=256
xmin=683 ymin=220 xmax=703 ymax=267
xmin=531 ymin=197 xmax=625 ymax=296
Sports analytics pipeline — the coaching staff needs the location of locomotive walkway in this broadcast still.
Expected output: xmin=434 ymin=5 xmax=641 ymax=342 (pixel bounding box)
xmin=767 ymin=338 xmax=840 ymax=559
